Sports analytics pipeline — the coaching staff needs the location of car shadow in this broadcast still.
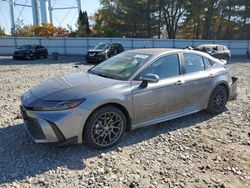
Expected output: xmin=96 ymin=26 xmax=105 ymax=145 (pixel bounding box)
xmin=0 ymin=110 xmax=217 ymax=184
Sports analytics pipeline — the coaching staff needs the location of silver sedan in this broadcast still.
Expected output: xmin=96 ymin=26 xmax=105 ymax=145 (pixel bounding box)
xmin=20 ymin=48 xmax=238 ymax=149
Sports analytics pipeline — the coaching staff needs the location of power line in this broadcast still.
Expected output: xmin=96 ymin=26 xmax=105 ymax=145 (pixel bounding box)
xmin=59 ymin=0 xmax=77 ymax=26
xmin=52 ymin=14 xmax=60 ymax=25
xmin=16 ymin=0 xmax=28 ymax=22
xmin=15 ymin=4 xmax=29 ymax=25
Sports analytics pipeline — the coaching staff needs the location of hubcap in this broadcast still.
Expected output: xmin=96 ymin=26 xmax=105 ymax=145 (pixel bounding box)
xmin=91 ymin=112 xmax=123 ymax=147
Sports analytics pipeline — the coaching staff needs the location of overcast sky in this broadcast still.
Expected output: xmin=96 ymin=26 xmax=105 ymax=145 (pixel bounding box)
xmin=0 ymin=0 xmax=101 ymax=33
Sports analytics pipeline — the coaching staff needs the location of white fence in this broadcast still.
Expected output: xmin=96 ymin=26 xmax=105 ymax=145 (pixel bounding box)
xmin=0 ymin=37 xmax=249 ymax=56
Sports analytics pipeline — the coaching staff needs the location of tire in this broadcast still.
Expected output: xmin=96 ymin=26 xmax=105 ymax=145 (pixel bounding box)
xmin=207 ymin=85 xmax=228 ymax=114
xmin=31 ymin=54 xmax=36 ymax=60
xmin=83 ymin=105 xmax=126 ymax=149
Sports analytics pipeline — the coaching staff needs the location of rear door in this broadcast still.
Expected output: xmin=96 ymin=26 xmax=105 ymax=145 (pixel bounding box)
xmin=181 ymin=53 xmax=214 ymax=110
xmin=132 ymin=53 xmax=185 ymax=125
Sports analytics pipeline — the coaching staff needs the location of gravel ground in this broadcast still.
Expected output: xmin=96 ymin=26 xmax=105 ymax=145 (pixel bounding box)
xmin=0 ymin=56 xmax=249 ymax=188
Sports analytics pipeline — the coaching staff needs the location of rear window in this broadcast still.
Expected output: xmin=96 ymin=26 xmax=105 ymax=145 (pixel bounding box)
xmin=203 ymin=57 xmax=212 ymax=69
xmin=184 ymin=53 xmax=205 ymax=73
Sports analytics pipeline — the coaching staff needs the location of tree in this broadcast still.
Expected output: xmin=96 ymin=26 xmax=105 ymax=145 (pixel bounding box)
xmin=76 ymin=10 xmax=91 ymax=36
xmin=93 ymin=0 xmax=158 ymax=38
xmin=0 ymin=26 xmax=6 ymax=36
xmin=161 ymin=0 xmax=187 ymax=39
xmin=16 ymin=24 xmax=68 ymax=37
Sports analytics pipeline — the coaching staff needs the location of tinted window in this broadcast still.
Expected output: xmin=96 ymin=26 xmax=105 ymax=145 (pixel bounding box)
xmin=94 ymin=43 xmax=110 ymax=50
xmin=18 ymin=45 xmax=35 ymax=49
xmin=203 ymin=57 xmax=212 ymax=69
xmin=137 ymin=54 xmax=180 ymax=79
xmin=184 ymin=53 xmax=205 ymax=73
xmin=218 ymin=46 xmax=224 ymax=51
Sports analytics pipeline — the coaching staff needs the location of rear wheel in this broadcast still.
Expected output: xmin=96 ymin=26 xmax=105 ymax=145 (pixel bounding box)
xmin=83 ymin=106 xmax=126 ymax=149
xmin=207 ymin=85 xmax=228 ymax=114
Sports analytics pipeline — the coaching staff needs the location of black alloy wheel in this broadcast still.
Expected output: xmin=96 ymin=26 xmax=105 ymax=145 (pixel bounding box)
xmin=84 ymin=106 xmax=126 ymax=149
xmin=207 ymin=85 xmax=228 ymax=114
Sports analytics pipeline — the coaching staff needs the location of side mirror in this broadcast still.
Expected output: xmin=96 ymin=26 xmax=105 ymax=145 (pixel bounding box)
xmin=140 ymin=74 xmax=159 ymax=88
xmin=142 ymin=74 xmax=159 ymax=83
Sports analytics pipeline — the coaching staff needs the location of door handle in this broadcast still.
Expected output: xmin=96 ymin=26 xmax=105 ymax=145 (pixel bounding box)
xmin=175 ymin=80 xmax=182 ymax=85
xmin=209 ymin=73 xmax=214 ymax=78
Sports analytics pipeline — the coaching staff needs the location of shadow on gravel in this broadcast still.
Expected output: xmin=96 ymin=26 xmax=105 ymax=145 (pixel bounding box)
xmin=229 ymin=56 xmax=250 ymax=64
xmin=0 ymin=110 xmax=219 ymax=184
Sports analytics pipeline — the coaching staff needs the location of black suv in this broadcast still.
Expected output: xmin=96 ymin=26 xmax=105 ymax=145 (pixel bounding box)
xmin=13 ymin=45 xmax=48 ymax=60
xmin=85 ymin=43 xmax=124 ymax=63
xmin=195 ymin=44 xmax=231 ymax=63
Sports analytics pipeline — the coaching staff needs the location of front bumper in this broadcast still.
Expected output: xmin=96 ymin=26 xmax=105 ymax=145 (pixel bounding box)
xmin=228 ymin=76 xmax=238 ymax=100
xmin=13 ymin=53 xmax=33 ymax=59
xmin=20 ymin=105 xmax=92 ymax=146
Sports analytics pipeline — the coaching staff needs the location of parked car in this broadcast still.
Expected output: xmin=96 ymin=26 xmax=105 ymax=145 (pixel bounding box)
xmin=20 ymin=48 xmax=238 ymax=149
xmin=13 ymin=45 xmax=48 ymax=60
xmin=195 ymin=44 xmax=231 ymax=63
xmin=85 ymin=43 xmax=124 ymax=63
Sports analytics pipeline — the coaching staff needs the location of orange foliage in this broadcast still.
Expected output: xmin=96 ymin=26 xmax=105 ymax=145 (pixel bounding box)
xmin=34 ymin=24 xmax=69 ymax=38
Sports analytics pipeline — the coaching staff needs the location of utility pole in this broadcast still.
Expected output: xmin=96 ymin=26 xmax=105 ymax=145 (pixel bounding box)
xmin=40 ymin=0 xmax=48 ymax=24
xmin=77 ymin=0 xmax=82 ymax=13
xmin=8 ymin=0 xmax=15 ymax=35
xmin=31 ymin=0 xmax=39 ymax=25
xmin=48 ymin=0 xmax=53 ymax=24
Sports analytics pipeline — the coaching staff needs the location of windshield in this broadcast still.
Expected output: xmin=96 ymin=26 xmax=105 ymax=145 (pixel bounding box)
xmin=94 ymin=43 xmax=110 ymax=50
xmin=18 ymin=45 xmax=35 ymax=50
xmin=88 ymin=52 xmax=152 ymax=80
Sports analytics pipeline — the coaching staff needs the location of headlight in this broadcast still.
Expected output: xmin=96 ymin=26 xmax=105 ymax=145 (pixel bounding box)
xmin=33 ymin=99 xmax=85 ymax=111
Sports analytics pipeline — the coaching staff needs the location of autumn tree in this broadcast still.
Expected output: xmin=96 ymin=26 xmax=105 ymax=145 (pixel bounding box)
xmin=16 ymin=24 xmax=68 ymax=37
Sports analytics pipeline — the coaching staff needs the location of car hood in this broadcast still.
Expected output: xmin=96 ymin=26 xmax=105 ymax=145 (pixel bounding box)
xmin=25 ymin=72 xmax=118 ymax=103
xmin=15 ymin=49 xmax=32 ymax=53
xmin=87 ymin=49 xmax=106 ymax=53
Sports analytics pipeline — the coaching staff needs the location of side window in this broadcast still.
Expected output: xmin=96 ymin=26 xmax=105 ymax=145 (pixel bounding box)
xmin=218 ymin=46 xmax=224 ymax=51
xmin=184 ymin=53 xmax=205 ymax=73
xmin=114 ymin=44 xmax=119 ymax=49
xmin=137 ymin=54 xmax=180 ymax=79
xmin=203 ymin=57 xmax=212 ymax=69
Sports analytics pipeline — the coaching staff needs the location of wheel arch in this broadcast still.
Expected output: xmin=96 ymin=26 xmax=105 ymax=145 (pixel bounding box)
xmin=82 ymin=102 xmax=132 ymax=143
xmin=214 ymin=82 xmax=230 ymax=100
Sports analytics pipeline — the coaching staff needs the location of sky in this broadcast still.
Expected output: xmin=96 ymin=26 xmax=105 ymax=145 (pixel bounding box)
xmin=0 ymin=0 xmax=101 ymax=33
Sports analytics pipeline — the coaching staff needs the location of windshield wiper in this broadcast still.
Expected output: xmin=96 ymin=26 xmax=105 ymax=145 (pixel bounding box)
xmin=88 ymin=70 xmax=115 ymax=79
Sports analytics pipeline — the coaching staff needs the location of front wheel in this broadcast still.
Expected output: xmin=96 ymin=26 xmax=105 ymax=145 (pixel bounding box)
xmin=83 ymin=106 xmax=126 ymax=149
xmin=207 ymin=86 xmax=228 ymax=114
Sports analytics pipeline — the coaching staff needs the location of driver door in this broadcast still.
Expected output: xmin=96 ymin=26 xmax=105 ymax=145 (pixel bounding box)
xmin=131 ymin=54 xmax=185 ymax=125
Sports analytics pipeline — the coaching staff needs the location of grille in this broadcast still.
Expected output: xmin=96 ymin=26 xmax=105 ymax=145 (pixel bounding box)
xmin=88 ymin=53 xmax=96 ymax=56
xmin=26 ymin=117 xmax=46 ymax=140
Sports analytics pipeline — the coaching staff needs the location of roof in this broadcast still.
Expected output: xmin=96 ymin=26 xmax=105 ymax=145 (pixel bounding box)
xmin=128 ymin=48 xmax=183 ymax=55
xmin=196 ymin=44 xmax=227 ymax=47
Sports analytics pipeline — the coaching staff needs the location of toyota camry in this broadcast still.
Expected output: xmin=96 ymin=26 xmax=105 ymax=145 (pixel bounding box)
xmin=20 ymin=48 xmax=237 ymax=149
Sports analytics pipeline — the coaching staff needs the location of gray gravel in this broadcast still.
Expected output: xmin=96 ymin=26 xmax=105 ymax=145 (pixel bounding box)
xmin=0 ymin=56 xmax=249 ymax=188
